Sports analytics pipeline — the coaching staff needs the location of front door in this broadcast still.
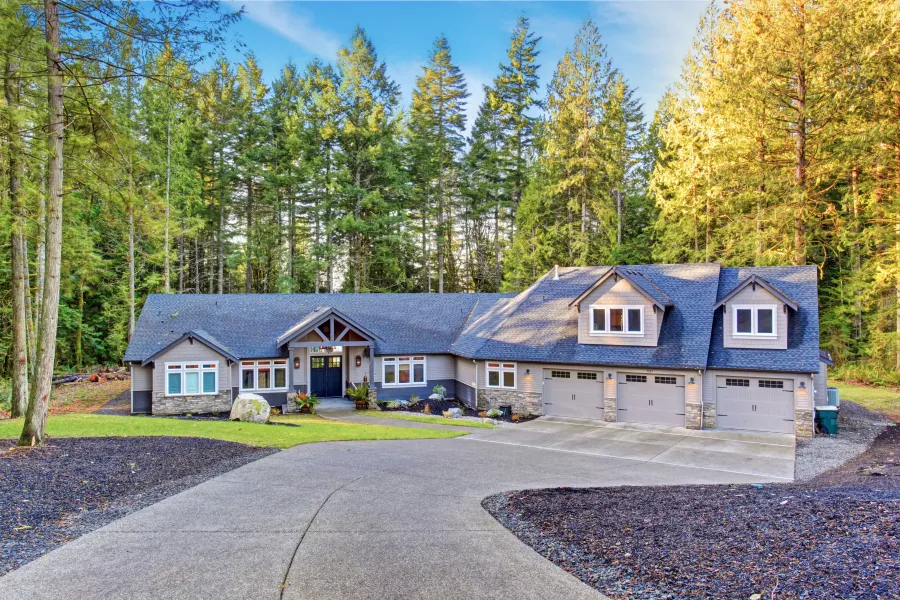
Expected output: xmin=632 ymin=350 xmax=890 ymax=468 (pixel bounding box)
xmin=310 ymin=355 xmax=343 ymax=397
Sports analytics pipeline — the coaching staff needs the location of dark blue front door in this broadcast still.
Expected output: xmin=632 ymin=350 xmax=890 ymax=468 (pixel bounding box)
xmin=310 ymin=355 xmax=342 ymax=397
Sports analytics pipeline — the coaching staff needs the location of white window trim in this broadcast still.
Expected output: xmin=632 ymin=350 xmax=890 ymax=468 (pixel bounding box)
xmin=486 ymin=361 xmax=517 ymax=389
xmin=732 ymin=304 xmax=777 ymax=337
xmin=164 ymin=361 xmax=218 ymax=397
xmin=240 ymin=359 xmax=289 ymax=392
xmin=382 ymin=355 xmax=427 ymax=387
xmin=589 ymin=305 xmax=645 ymax=336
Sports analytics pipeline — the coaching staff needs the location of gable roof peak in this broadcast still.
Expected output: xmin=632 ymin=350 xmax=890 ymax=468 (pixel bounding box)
xmin=569 ymin=265 xmax=674 ymax=310
xmin=713 ymin=273 xmax=800 ymax=311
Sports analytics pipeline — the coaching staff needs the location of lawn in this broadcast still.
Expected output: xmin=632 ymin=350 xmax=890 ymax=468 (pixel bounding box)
xmin=0 ymin=413 xmax=466 ymax=449
xmin=357 ymin=409 xmax=498 ymax=429
xmin=831 ymin=381 xmax=900 ymax=421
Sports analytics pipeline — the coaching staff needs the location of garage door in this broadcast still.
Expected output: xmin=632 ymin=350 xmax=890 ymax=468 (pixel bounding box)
xmin=542 ymin=370 xmax=604 ymax=419
xmin=617 ymin=373 xmax=685 ymax=426
xmin=717 ymin=376 xmax=794 ymax=433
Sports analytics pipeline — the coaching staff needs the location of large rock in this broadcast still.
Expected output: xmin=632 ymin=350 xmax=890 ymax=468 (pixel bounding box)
xmin=230 ymin=393 xmax=271 ymax=424
xmin=445 ymin=407 xmax=462 ymax=419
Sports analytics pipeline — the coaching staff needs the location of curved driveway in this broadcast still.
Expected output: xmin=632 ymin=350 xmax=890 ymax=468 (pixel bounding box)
xmin=0 ymin=418 xmax=792 ymax=600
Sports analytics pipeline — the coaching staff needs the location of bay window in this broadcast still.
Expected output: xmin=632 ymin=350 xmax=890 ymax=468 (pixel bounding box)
xmin=383 ymin=356 xmax=426 ymax=386
xmin=733 ymin=305 xmax=776 ymax=336
xmin=240 ymin=359 xmax=289 ymax=391
xmin=166 ymin=362 xmax=218 ymax=396
xmin=590 ymin=305 xmax=644 ymax=335
xmin=486 ymin=362 xmax=516 ymax=389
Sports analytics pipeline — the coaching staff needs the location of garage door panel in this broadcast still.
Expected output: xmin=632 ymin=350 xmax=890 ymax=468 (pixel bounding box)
xmin=617 ymin=373 xmax=684 ymax=427
xmin=717 ymin=376 xmax=794 ymax=434
xmin=543 ymin=370 xmax=604 ymax=419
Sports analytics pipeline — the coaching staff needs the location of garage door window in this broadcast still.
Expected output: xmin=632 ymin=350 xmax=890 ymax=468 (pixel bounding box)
xmin=758 ymin=380 xmax=784 ymax=388
xmin=551 ymin=371 xmax=570 ymax=379
xmin=577 ymin=372 xmax=597 ymax=380
xmin=726 ymin=378 xmax=750 ymax=387
xmin=487 ymin=362 xmax=516 ymax=389
xmin=655 ymin=376 xmax=677 ymax=385
xmin=590 ymin=305 xmax=644 ymax=335
xmin=625 ymin=374 xmax=647 ymax=383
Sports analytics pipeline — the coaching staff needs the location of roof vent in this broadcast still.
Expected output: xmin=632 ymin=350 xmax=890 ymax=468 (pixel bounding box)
xmin=553 ymin=265 xmax=560 ymax=280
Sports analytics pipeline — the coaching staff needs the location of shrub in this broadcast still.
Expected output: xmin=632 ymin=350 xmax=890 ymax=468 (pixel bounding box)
xmin=295 ymin=392 xmax=321 ymax=411
xmin=385 ymin=401 xmax=402 ymax=409
xmin=832 ymin=362 xmax=900 ymax=388
xmin=432 ymin=384 xmax=447 ymax=400
xmin=346 ymin=383 xmax=370 ymax=403
xmin=486 ymin=408 xmax=501 ymax=418
xmin=408 ymin=394 xmax=420 ymax=407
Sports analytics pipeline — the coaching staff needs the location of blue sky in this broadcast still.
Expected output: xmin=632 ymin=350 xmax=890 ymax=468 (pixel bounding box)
xmin=222 ymin=1 xmax=708 ymax=129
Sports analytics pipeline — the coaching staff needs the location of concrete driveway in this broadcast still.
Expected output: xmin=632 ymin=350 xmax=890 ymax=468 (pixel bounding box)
xmin=0 ymin=420 xmax=794 ymax=600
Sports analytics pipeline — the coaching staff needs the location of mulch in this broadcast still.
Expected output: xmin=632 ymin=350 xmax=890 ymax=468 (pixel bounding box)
xmin=377 ymin=398 xmax=539 ymax=423
xmin=484 ymin=424 xmax=900 ymax=599
xmin=0 ymin=437 xmax=274 ymax=576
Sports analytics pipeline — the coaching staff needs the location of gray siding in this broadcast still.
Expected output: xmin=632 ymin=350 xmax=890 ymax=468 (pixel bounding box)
xmin=577 ymin=276 xmax=659 ymax=347
xmin=374 ymin=379 xmax=456 ymax=402
xmin=150 ymin=340 xmax=232 ymax=397
xmin=455 ymin=357 xmax=476 ymax=387
xmin=347 ymin=350 xmax=370 ymax=385
xmin=457 ymin=381 xmax=476 ymax=407
xmin=291 ymin=347 xmax=308 ymax=387
xmin=814 ymin=361 xmax=828 ymax=406
xmin=131 ymin=391 xmax=152 ymax=413
xmin=722 ymin=286 xmax=788 ymax=350
xmin=427 ymin=355 xmax=455 ymax=380
xmin=131 ymin=365 xmax=152 ymax=391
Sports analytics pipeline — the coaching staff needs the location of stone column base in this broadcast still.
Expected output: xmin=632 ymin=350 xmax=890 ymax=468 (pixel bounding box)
xmin=367 ymin=387 xmax=378 ymax=409
xmin=603 ymin=397 xmax=617 ymax=422
xmin=702 ymin=402 xmax=716 ymax=429
xmin=795 ymin=408 xmax=814 ymax=438
xmin=685 ymin=402 xmax=702 ymax=429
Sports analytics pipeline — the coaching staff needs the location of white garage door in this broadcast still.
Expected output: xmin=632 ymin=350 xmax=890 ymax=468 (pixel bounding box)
xmin=542 ymin=370 xmax=604 ymax=419
xmin=717 ymin=376 xmax=795 ymax=433
xmin=617 ymin=373 xmax=685 ymax=426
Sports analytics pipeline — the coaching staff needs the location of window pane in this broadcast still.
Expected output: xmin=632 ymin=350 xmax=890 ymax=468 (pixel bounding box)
xmin=242 ymin=369 xmax=255 ymax=389
xmin=167 ymin=373 xmax=181 ymax=395
xmin=609 ymin=309 xmax=624 ymax=332
xmin=398 ymin=364 xmax=410 ymax=384
xmin=258 ymin=368 xmax=271 ymax=389
xmin=384 ymin=364 xmax=395 ymax=384
xmin=503 ymin=371 xmax=515 ymax=388
xmin=413 ymin=363 xmax=424 ymax=383
xmin=627 ymin=309 xmax=642 ymax=332
xmin=592 ymin=308 xmax=605 ymax=331
xmin=274 ymin=368 xmax=286 ymax=388
xmin=202 ymin=363 xmax=216 ymax=369
xmin=488 ymin=371 xmax=499 ymax=386
xmin=736 ymin=309 xmax=752 ymax=333
xmin=185 ymin=372 xmax=199 ymax=394
xmin=202 ymin=372 xmax=216 ymax=394
xmin=311 ymin=357 xmax=324 ymax=369
xmin=757 ymin=309 xmax=774 ymax=334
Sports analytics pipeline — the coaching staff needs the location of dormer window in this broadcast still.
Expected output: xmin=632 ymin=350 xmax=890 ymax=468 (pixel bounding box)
xmin=590 ymin=305 xmax=644 ymax=335
xmin=733 ymin=305 xmax=776 ymax=337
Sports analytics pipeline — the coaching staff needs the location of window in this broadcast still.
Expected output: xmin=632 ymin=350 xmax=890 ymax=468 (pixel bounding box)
xmin=726 ymin=378 xmax=750 ymax=387
xmin=165 ymin=362 xmax=218 ymax=396
xmin=655 ymin=376 xmax=677 ymax=385
xmin=240 ymin=359 xmax=288 ymax=391
xmin=589 ymin=305 xmax=644 ymax=335
xmin=487 ymin=362 xmax=516 ymax=389
xmin=625 ymin=374 xmax=647 ymax=383
xmin=382 ymin=356 xmax=426 ymax=386
xmin=551 ymin=370 xmax=571 ymax=379
xmin=758 ymin=379 xmax=784 ymax=389
xmin=577 ymin=372 xmax=598 ymax=380
xmin=732 ymin=305 xmax=777 ymax=337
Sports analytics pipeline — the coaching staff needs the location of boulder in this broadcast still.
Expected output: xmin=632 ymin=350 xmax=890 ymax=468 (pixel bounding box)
xmin=230 ymin=393 xmax=271 ymax=424
xmin=428 ymin=393 xmax=442 ymax=401
xmin=446 ymin=407 xmax=462 ymax=419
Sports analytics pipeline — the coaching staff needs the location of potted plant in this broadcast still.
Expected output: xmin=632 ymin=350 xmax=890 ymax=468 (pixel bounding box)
xmin=347 ymin=383 xmax=371 ymax=410
xmin=294 ymin=392 xmax=321 ymax=414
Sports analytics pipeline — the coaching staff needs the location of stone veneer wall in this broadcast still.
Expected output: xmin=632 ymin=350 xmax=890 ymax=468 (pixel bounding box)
xmin=603 ymin=396 xmax=616 ymax=422
xmin=702 ymin=402 xmax=716 ymax=429
xmin=152 ymin=389 xmax=232 ymax=415
xmin=795 ymin=409 xmax=814 ymax=438
xmin=684 ymin=402 xmax=702 ymax=429
xmin=477 ymin=388 xmax=542 ymax=416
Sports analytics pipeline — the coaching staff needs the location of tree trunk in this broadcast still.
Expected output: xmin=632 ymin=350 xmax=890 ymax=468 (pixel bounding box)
xmin=6 ymin=58 xmax=28 ymax=418
xmin=128 ymin=181 xmax=135 ymax=338
xmin=245 ymin=178 xmax=253 ymax=293
xmin=793 ymin=39 xmax=808 ymax=266
xmin=20 ymin=0 xmax=63 ymax=446
xmin=354 ymin=166 xmax=361 ymax=293
xmin=178 ymin=224 xmax=185 ymax=294
xmin=616 ymin=190 xmax=623 ymax=247
xmin=164 ymin=117 xmax=171 ymax=293
xmin=494 ymin=195 xmax=500 ymax=291
xmin=75 ymin=273 xmax=85 ymax=371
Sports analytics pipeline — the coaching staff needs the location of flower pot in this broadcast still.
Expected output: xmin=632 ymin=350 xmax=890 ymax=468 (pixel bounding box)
xmin=299 ymin=406 xmax=312 ymax=414
xmin=355 ymin=400 xmax=369 ymax=410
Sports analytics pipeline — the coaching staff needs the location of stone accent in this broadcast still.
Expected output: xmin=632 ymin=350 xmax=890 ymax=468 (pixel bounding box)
xmin=702 ymin=402 xmax=716 ymax=429
xmin=367 ymin=386 xmax=378 ymax=409
xmin=795 ymin=408 xmax=814 ymax=438
xmin=685 ymin=402 xmax=702 ymax=429
xmin=152 ymin=389 xmax=231 ymax=415
xmin=603 ymin=396 xmax=617 ymax=422
xmin=477 ymin=388 xmax=542 ymax=416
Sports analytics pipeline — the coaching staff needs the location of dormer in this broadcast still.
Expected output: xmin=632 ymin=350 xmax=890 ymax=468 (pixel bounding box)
xmin=713 ymin=275 xmax=799 ymax=350
xmin=569 ymin=267 xmax=674 ymax=347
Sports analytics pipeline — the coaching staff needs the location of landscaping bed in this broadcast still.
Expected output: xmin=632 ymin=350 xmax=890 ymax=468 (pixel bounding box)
xmin=376 ymin=398 xmax=538 ymax=423
xmin=0 ymin=436 xmax=274 ymax=576
xmin=485 ymin=422 xmax=900 ymax=599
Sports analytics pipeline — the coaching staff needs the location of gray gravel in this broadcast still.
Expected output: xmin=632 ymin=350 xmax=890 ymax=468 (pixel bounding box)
xmin=794 ymin=400 xmax=891 ymax=481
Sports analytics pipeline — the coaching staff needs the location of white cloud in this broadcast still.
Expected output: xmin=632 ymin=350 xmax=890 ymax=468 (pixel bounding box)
xmin=241 ymin=1 xmax=341 ymax=59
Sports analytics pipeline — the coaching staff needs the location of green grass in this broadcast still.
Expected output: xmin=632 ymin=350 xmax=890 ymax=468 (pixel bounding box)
xmin=0 ymin=413 xmax=466 ymax=449
xmin=357 ymin=410 xmax=498 ymax=429
xmin=832 ymin=381 xmax=900 ymax=421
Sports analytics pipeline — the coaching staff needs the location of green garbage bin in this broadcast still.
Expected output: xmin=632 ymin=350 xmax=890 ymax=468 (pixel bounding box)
xmin=816 ymin=406 xmax=838 ymax=435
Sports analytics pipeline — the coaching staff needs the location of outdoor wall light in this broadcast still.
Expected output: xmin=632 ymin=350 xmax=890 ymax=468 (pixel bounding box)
xmin=525 ymin=368 xmax=530 ymax=375
xmin=689 ymin=377 xmax=695 ymax=385
xmin=355 ymin=355 xmax=362 ymax=367
xmin=293 ymin=357 xmax=301 ymax=369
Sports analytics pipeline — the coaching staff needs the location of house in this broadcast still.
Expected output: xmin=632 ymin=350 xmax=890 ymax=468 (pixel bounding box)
xmin=123 ymin=263 xmax=829 ymax=438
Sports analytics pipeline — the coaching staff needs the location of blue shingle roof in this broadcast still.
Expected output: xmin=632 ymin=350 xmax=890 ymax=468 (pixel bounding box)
xmin=124 ymin=263 xmax=821 ymax=374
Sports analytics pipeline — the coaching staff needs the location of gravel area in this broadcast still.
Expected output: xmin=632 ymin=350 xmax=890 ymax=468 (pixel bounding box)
xmin=93 ymin=390 xmax=132 ymax=415
xmin=0 ymin=437 xmax=275 ymax=576
xmin=485 ymin=423 xmax=900 ymax=599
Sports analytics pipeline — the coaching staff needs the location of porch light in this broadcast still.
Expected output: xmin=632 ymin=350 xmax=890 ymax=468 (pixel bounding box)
xmin=796 ymin=380 xmax=810 ymax=409
xmin=293 ymin=357 xmax=301 ymax=369
xmin=355 ymin=355 xmax=362 ymax=367
xmin=604 ymin=373 xmax=616 ymax=399
xmin=525 ymin=368 xmax=530 ymax=375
